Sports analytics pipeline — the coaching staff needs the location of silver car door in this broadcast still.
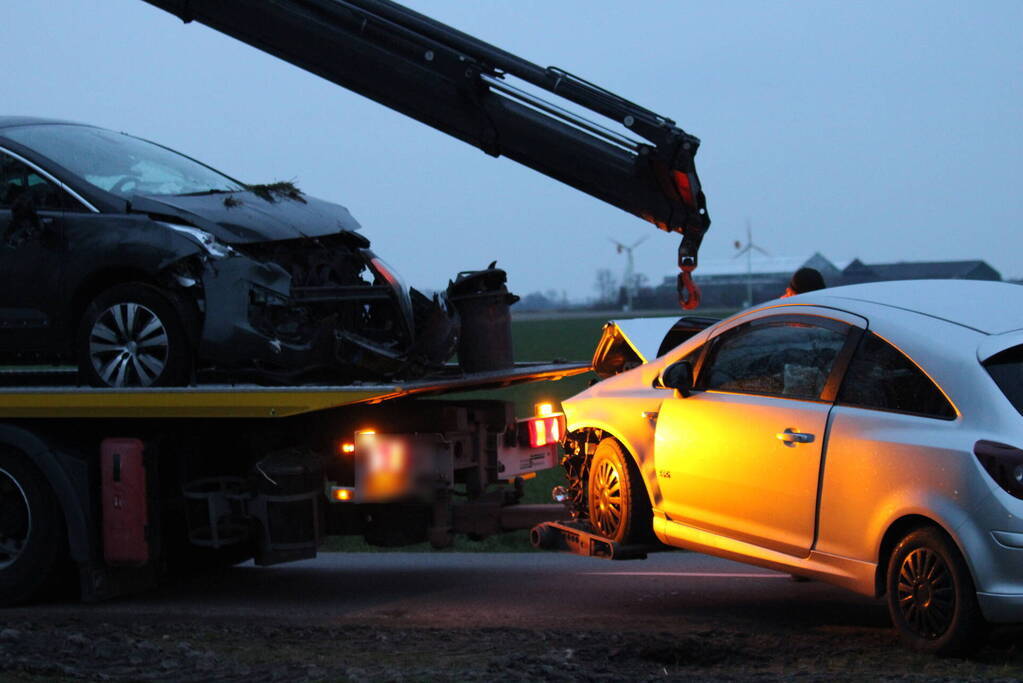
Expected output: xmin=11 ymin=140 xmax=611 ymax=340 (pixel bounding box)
xmin=654 ymin=310 xmax=863 ymax=557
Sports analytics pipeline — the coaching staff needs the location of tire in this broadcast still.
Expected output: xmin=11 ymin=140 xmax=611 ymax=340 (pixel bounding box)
xmin=0 ymin=448 xmax=67 ymax=606
xmin=77 ymin=283 xmax=192 ymax=387
xmin=886 ymin=526 xmax=987 ymax=656
xmin=587 ymin=438 xmax=653 ymax=544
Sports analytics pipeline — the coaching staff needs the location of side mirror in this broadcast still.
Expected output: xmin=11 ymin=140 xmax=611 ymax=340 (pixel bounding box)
xmin=655 ymin=360 xmax=693 ymax=398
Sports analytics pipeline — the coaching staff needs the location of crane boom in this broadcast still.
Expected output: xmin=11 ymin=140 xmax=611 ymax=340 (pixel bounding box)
xmin=140 ymin=0 xmax=711 ymax=306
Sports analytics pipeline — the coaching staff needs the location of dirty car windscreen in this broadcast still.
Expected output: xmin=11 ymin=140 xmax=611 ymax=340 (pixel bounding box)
xmin=3 ymin=124 xmax=243 ymax=199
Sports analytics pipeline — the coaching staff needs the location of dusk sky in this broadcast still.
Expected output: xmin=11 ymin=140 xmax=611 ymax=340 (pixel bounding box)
xmin=4 ymin=1 xmax=1020 ymax=300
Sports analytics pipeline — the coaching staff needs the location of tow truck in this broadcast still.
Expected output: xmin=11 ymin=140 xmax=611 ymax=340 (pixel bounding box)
xmin=0 ymin=0 xmax=710 ymax=603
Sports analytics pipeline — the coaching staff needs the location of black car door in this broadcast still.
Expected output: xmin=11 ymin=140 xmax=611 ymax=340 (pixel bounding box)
xmin=0 ymin=150 xmax=82 ymax=361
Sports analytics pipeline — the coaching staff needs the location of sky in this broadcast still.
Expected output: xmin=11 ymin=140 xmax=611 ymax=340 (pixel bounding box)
xmin=3 ymin=1 xmax=1020 ymax=301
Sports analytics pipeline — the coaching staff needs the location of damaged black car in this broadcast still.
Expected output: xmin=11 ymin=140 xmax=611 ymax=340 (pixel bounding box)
xmin=0 ymin=117 xmax=461 ymax=387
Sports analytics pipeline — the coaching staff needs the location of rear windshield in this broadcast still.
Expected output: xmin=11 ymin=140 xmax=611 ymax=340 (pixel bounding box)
xmin=3 ymin=124 xmax=243 ymax=199
xmin=984 ymin=346 xmax=1023 ymax=416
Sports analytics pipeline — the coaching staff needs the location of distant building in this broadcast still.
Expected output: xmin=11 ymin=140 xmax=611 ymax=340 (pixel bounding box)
xmin=652 ymin=254 xmax=1001 ymax=309
xmin=841 ymin=259 xmax=1001 ymax=285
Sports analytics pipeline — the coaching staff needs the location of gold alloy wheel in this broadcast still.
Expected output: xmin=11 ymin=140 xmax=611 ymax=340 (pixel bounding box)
xmin=590 ymin=457 xmax=623 ymax=537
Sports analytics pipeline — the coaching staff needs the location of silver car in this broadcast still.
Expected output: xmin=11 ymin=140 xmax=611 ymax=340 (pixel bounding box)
xmin=561 ymin=280 xmax=1023 ymax=655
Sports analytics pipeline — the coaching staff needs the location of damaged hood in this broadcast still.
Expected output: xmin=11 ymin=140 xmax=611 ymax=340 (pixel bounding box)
xmin=130 ymin=191 xmax=362 ymax=243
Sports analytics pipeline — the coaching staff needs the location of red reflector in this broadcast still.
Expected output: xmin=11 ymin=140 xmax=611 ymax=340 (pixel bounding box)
xmin=673 ymin=170 xmax=694 ymax=205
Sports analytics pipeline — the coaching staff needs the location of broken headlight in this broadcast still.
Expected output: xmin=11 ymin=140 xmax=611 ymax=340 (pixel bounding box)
xmin=158 ymin=222 xmax=238 ymax=259
xmin=367 ymin=255 xmax=415 ymax=337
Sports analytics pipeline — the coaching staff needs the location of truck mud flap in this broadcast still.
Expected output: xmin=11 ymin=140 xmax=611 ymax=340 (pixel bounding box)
xmin=530 ymin=520 xmax=651 ymax=561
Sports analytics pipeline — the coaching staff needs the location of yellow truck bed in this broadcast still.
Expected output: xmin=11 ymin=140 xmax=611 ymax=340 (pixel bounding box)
xmin=0 ymin=362 xmax=590 ymax=418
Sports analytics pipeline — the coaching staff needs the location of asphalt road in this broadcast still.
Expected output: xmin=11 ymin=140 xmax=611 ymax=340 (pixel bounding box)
xmin=23 ymin=551 xmax=888 ymax=634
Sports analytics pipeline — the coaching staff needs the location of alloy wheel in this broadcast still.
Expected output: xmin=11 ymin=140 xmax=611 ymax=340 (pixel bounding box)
xmin=590 ymin=457 xmax=623 ymax=537
xmin=89 ymin=302 xmax=169 ymax=387
xmin=0 ymin=468 xmax=31 ymax=571
xmin=896 ymin=546 xmax=956 ymax=639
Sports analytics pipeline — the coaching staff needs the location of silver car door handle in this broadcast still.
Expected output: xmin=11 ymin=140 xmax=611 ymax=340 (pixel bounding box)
xmin=777 ymin=429 xmax=814 ymax=444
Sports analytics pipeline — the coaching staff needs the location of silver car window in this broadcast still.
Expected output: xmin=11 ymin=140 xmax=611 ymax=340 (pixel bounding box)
xmin=702 ymin=320 xmax=847 ymax=400
xmin=982 ymin=346 xmax=1023 ymax=417
xmin=838 ymin=332 xmax=955 ymax=419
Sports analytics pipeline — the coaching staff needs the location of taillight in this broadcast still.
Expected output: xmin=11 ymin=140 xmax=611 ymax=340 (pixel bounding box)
xmin=522 ymin=414 xmax=566 ymax=448
xmin=974 ymin=440 xmax=1023 ymax=499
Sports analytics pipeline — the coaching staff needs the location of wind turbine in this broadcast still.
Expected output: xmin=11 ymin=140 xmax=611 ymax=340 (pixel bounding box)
xmin=609 ymin=235 xmax=648 ymax=311
xmin=733 ymin=219 xmax=769 ymax=306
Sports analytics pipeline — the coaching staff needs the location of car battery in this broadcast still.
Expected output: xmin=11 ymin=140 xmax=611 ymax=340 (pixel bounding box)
xmin=100 ymin=438 xmax=149 ymax=566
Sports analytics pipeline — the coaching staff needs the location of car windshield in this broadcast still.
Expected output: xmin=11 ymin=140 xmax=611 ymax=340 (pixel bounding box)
xmin=3 ymin=124 xmax=244 ymax=199
xmin=984 ymin=346 xmax=1023 ymax=417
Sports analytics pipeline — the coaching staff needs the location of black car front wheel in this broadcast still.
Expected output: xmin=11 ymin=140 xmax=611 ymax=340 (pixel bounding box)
xmin=886 ymin=526 xmax=986 ymax=656
xmin=78 ymin=283 xmax=191 ymax=388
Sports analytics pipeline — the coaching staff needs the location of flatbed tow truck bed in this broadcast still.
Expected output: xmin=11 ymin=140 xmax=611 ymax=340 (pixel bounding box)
xmin=0 ymin=361 xmax=589 ymax=418
xmin=0 ymin=360 xmax=588 ymax=602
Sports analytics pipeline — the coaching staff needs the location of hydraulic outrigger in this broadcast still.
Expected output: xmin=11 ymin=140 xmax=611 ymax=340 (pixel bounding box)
xmin=140 ymin=0 xmax=711 ymax=307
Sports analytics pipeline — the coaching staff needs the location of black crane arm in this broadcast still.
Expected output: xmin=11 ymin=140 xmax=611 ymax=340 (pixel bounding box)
xmin=141 ymin=0 xmax=711 ymax=305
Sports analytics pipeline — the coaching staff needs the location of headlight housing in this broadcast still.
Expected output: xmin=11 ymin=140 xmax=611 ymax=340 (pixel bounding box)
xmin=158 ymin=222 xmax=238 ymax=259
xmin=367 ymin=255 xmax=415 ymax=337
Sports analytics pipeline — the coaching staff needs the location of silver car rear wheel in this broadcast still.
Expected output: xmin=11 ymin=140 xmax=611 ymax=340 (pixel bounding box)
xmin=886 ymin=527 xmax=986 ymax=656
xmin=896 ymin=546 xmax=955 ymax=638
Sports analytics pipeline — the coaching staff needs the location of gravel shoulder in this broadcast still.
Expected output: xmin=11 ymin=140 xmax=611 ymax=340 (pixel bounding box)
xmin=3 ymin=552 xmax=1023 ymax=681
xmin=3 ymin=617 xmax=1023 ymax=682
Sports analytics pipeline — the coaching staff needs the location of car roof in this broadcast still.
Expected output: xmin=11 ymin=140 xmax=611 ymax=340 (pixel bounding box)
xmin=0 ymin=116 xmax=87 ymax=130
xmin=784 ymin=279 xmax=1023 ymax=335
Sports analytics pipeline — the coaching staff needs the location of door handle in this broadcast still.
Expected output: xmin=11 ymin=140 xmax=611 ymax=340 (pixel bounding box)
xmin=776 ymin=429 xmax=814 ymax=445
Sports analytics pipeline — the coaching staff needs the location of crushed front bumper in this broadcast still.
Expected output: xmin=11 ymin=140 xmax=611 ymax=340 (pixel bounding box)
xmin=197 ymin=254 xmax=453 ymax=380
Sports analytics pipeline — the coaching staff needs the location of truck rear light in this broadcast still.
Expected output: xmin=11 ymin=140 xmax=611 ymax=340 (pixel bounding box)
xmin=974 ymin=440 xmax=1023 ymax=499
xmin=369 ymin=441 xmax=406 ymax=473
xmin=524 ymin=414 xmax=565 ymax=448
xmin=354 ymin=433 xmax=452 ymax=502
xmin=330 ymin=486 xmax=355 ymax=502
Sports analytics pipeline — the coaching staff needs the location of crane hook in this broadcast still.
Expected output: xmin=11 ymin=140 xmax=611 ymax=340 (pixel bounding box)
xmin=676 ymin=238 xmax=701 ymax=310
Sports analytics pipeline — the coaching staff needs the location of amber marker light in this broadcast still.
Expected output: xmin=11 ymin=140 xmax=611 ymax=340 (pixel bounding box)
xmin=330 ymin=487 xmax=354 ymax=502
xmin=340 ymin=442 xmax=356 ymax=455
xmin=536 ymin=402 xmax=555 ymax=417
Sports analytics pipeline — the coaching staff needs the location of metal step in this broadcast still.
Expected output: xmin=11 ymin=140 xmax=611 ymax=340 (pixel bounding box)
xmin=529 ymin=520 xmax=654 ymax=560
